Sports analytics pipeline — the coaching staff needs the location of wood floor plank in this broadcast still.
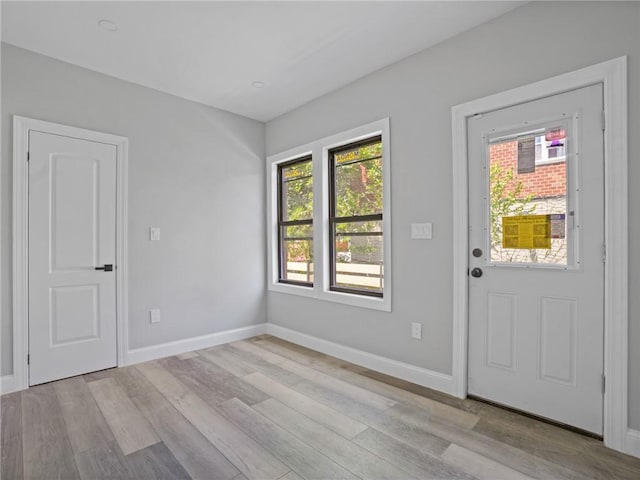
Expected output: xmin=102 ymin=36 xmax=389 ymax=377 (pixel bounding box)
xmin=1 ymin=392 xmax=24 ymax=480
xmin=137 ymin=360 xmax=289 ymax=480
xmin=253 ymin=337 xmax=334 ymax=365
xmin=253 ymin=337 xmax=479 ymax=429
xmin=293 ymin=380 xmax=450 ymax=457
xmin=132 ymin=388 xmax=240 ymax=480
xmin=442 ymin=444 xmax=534 ymax=480
xmin=219 ymin=345 xmax=304 ymax=386
xmin=231 ymin=340 xmax=288 ymax=365
xmin=278 ymin=472 xmax=304 ymax=480
xmin=87 ymin=377 xmax=161 ymax=455
xmin=388 ymin=402 xmax=586 ymax=480
xmin=54 ymin=376 xmax=115 ymax=453
xmin=318 ymin=362 xmax=478 ymax=429
xmin=176 ymin=351 xmax=199 ymax=360
xmin=74 ymin=441 xmax=133 ymax=480
xmin=84 ymin=365 xmax=159 ymax=400
xmin=220 ymin=397 xmax=358 ymax=480
xmin=354 ymin=427 xmax=477 ymax=480
xmin=254 ymin=398 xmax=418 ymax=480
xmin=252 ymin=337 xmax=363 ymax=374
xmin=244 ymin=372 xmax=367 ymax=439
xmin=473 ymin=415 xmax=640 ymax=480
xmin=199 ymin=347 xmax=256 ymax=377
xmin=22 ymin=383 xmax=80 ymax=480
xmin=110 ymin=365 xmax=161 ymax=399
xmin=81 ymin=368 xmax=117 ymax=384
xmin=160 ymin=355 xmax=268 ymax=407
xmin=280 ymin=359 xmax=397 ymax=411
xmin=125 ymin=441 xmax=191 ymax=480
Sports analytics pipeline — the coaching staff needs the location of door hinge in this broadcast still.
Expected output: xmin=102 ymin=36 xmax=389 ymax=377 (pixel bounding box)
xmin=27 ymin=354 xmax=30 ymax=365
xmin=602 ymin=375 xmax=606 ymax=393
xmin=602 ymin=243 xmax=607 ymax=263
xmin=27 ymin=151 xmax=30 ymax=161
xmin=601 ymin=111 xmax=606 ymax=131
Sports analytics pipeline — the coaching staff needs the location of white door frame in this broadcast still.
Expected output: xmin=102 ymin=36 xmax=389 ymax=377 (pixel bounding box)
xmin=12 ymin=115 xmax=129 ymax=391
xmin=451 ymin=57 xmax=628 ymax=452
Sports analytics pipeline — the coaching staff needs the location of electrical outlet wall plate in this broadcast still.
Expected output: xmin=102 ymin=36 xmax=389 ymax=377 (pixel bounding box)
xmin=411 ymin=322 xmax=422 ymax=339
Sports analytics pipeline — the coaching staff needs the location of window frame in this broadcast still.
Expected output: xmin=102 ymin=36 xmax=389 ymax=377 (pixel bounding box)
xmin=328 ymin=136 xmax=384 ymax=297
xmin=277 ymin=155 xmax=314 ymax=287
xmin=266 ymin=118 xmax=391 ymax=311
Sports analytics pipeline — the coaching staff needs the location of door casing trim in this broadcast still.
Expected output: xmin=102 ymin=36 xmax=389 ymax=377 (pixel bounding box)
xmin=12 ymin=115 xmax=129 ymax=390
xmin=451 ymin=57 xmax=628 ymax=453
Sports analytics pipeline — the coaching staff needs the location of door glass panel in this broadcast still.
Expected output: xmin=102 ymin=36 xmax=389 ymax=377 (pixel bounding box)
xmin=488 ymin=126 xmax=569 ymax=266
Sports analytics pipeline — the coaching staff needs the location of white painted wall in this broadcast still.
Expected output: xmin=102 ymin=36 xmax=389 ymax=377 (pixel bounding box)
xmin=1 ymin=43 xmax=266 ymax=376
xmin=265 ymin=1 xmax=640 ymax=429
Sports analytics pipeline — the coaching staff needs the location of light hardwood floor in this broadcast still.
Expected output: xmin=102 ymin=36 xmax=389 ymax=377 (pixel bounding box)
xmin=2 ymin=335 xmax=639 ymax=479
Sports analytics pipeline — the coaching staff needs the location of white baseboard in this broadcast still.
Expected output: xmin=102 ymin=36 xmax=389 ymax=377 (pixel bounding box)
xmin=126 ymin=323 xmax=268 ymax=365
xmin=0 ymin=374 xmax=17 ymax=395
xmin=627 ymin=429 xmax=640 ymax=458
xmin=266 ymin=324 xmax=455 ymax=396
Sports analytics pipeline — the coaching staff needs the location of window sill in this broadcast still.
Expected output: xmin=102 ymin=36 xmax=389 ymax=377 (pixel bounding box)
xmin=268 ymin=281 xmax=391 ymax=312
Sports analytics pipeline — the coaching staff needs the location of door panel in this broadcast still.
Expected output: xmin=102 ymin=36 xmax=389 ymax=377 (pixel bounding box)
xmin=50 ymin=285 xmax=100 ymax=345
xmin=486 ymin=293 xmax=517 ymax=371
xmin=539 ymin=296 xmax=577 ymax=385
xmin=51 ymin=155 xmax=99 ymax=270
xmin=29 ymin=131 xmax=117 ymax=385
xmin=467 ymin=84 xmax=604 ymax=434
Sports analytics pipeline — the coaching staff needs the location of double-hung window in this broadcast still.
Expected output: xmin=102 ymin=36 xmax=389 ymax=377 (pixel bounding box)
xmin=329 ymin=137 xmax=383 ymax=297
xmin=277 ymin=156 xmax=313 ymax=286
xmin=267 ymin=118 xmax=391 ymax=311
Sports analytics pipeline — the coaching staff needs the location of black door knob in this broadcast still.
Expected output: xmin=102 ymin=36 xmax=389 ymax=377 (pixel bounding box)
xmin=95 ymin=264 xmax=113 ymax=272
xmin=471 ymin=267 xmax=483 ymax=278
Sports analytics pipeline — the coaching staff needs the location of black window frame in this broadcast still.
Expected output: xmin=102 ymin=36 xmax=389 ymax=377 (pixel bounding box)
xmin=329 ymin=136 xmax=383 ymax=298
xmin=277 ymin=155 xmax=314 ymax=287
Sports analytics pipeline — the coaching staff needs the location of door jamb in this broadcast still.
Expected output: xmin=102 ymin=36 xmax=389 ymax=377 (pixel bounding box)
xmin=12 ymin=115 xmax=129 ymax=390
xmin=451 ymin=57 xmax=628 ymax=453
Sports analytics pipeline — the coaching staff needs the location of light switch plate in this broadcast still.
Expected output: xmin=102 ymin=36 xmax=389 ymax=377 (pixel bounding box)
xmin=150 ymin=227 xmax=160 ymax=241
xmin=411 ymin=222 xmax=432 ymax=239
xmin=150 ymin=309 xmax=161 ymax=323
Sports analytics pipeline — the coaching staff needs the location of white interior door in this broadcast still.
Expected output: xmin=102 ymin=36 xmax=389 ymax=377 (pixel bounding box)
xmin=467 ymin=84 xmax=604 ymax=434
xmin=29 ymin=130 xmax=117 ymax=385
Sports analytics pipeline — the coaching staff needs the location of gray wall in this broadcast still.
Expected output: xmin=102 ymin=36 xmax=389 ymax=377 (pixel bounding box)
xmin=265 ymin=1 xmax=640 ymax=429
xmin=1 ymin=43 xmax=266 ymax=376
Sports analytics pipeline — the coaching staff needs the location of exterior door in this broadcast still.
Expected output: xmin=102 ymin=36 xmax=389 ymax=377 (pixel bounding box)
xmin=29 ymin=131 xmax=117 ymax=385
xmin=467 ymin=84 xmax=604 ymax=434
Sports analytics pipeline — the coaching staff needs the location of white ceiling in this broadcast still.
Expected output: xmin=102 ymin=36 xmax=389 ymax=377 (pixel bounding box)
xmin=2 ymin=1 xmax=523 ymax=121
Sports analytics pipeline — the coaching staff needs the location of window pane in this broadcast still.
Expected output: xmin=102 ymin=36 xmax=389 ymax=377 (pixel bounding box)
xmin=334 ymin=142 xmax=382 ymax=218
xmin=335 ymin=220 xmax=382 ymax=234
xmin=283 ymin=224 xmax=312 ymax=240
xmin=282 ymin=237 xmax=313 ymax=283
xmin=282 ymin=160 xmax=313 ymax=221
xmin=489 ymin=135 xmax=568 ymax=265
xmin=334 ymin=220 xmax=383 ymax=292
xmin=279 ymin=157 xmax=313 ymax=285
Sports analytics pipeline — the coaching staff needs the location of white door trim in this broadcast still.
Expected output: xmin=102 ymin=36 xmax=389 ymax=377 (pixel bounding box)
xmin=451 ymin=57 xmax=628 ymax=453
xmin=12 ymin=115 xmax=129 ymax=392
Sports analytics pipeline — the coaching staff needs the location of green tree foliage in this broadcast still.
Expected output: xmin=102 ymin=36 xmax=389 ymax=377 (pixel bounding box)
xmin=282 ymin=142 xmax=384 ymax=265
xmin=282 ymin=160 xmax=313 ymax=262
xmin=334 ymin=142 xmax=383 ymax=260
xmin=489 ymin=163 xmax=536 ymax=261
